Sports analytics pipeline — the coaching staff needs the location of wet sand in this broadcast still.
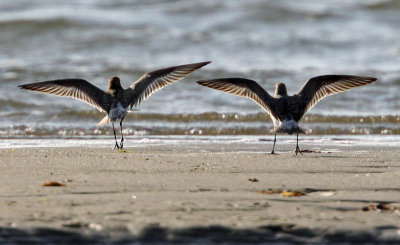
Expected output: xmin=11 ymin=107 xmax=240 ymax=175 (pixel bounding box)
xmin=0 ymin=142 xmax=399 ymax=244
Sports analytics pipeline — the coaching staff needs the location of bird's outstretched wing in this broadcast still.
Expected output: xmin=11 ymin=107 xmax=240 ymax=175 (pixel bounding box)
xmin=18 ymin=79 xmax=110 ymax=112
xmin=197 ymin=78 xmax=278 ymax=119
xmin=123 ymin=61 xmax=211 ymax=108
xmin=296 ymin=75 xmax=376 ymax=117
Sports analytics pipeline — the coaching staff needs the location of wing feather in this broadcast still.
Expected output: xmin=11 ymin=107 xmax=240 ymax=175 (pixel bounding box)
xmin=18 ymin=79 xmax=110 ymax=112
xmin=197 ymin=78 xmax=278 ymax=119
xmin=123 ymin=61 xmax=211 ymax=108
xmin=296 ymin=75 xmax=376 ymax=116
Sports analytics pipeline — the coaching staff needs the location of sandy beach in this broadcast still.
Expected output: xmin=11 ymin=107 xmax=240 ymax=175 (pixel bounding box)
xmin=0 ymin=140 xmax=399 ymax=244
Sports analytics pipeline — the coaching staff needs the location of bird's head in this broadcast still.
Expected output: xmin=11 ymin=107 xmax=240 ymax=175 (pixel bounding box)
xmin=108 ymin=76 xmax=122 ymax=90
xmin=274 ymin=83 xmax=287 ymax=97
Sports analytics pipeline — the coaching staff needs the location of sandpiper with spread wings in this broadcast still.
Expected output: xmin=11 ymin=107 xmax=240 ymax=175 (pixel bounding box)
xmin=19 ymin=61 xmax=210 ymax=150
xmin=197 ymin=75 xmax=376 ymax=155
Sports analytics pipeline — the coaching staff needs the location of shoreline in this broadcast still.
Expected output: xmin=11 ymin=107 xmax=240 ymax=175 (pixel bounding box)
xmin=0 ymin=143 xmax=399 ymax=243
xmin=1 ymin=134 xmax=400 ymax=149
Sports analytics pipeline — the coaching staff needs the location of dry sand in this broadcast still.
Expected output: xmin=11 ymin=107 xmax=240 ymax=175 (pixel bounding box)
xmin=0 ymin=141 xmax=399 ymax=244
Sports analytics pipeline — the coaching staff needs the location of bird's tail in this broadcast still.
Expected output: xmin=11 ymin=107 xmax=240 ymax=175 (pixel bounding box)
xmin=275 ymin=120 xmax=306 ymax=135
xmin=96 ymin=109 xmax=139 ymax=126
xmin=97 ymin=116 xmax=111 ymax=126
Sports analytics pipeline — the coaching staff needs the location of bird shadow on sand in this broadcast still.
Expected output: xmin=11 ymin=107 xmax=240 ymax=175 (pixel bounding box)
xmin=0 ymin=223 xmax=397 ymax=244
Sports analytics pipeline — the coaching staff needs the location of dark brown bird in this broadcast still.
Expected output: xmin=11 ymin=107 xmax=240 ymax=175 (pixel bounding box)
xmin=197 ymin=75 xmax=376 ymax=155
xmin=19 ymin=61 xmax=211 ymax=150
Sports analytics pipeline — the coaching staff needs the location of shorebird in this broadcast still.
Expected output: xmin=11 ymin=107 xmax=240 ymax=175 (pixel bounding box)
xmin=197 ymin=75 xmax=376 ymax=155
xmin=19 ymin=61 xmax=210 ymax=150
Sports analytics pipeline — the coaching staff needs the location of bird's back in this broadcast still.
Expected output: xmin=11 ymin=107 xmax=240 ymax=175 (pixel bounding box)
xmin=271 ymin=95 xmax=307 ymax=121
xmin=107 ymin=91 xmax=128 ymax=121
xmin=271 ymin=95 xmax=306 ymax=134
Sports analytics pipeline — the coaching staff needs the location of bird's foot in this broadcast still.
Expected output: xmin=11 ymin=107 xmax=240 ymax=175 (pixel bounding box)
xmin=119 ymin=142 xmax=124 ymax=149
xmin=269 ymin=150 xmax=279 ymax=155
xmin=295 ymin=146 xmax=303 ymax=155
xmin=114 ymin=142 xmax=121 ymax=151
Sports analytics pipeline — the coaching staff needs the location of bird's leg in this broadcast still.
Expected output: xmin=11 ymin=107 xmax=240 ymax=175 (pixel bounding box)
xmin=112 ymin=122 xmax=120 ymax=150
xmin=295 ymin=134 xmax=303 ymax=155
xmin=270 ymin=133 xmax=278 ymax=155
xmin=119 ymin=117 xmax=125 ymax=149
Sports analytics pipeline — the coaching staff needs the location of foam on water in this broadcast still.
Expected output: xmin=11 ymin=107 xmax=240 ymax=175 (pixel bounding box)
xmin=1 ymin=135 xmax=400 ymax=149
xmin=0 ymin=112 xmax=398 ymax=137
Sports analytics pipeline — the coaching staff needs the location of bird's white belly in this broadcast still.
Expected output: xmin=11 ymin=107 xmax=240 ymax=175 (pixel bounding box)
xmin=109 ymin=102 xmax=127 ymax=121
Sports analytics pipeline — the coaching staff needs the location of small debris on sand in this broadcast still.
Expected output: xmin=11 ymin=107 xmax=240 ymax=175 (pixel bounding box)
xmin=42 ymin=181 xmax=66 ymax=187
xmin=300 ymin=149 xmax=322 ymax=153
xmin=257 ymin=189 xmax=306 ymax=197
xmin=281 ymin=191 xmax=304 ymax=197
xmin=257 ymin=189 xmax=282 ymax=195
xmin=361 ymin=203 xmax=399 ymax=212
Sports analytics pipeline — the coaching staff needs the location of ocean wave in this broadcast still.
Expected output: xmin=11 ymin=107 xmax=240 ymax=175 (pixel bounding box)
xmin=0 ymin=99 xmax=38 ymax=110
xmin=1 ymin=112 xmax=398 ymax=137
xmin=2 ymin=108 xmax=399 ymax=123
xmin=0 ymin=17 xmax=85 ymax=29
xmin=363 ymin=0 xmax=400 ymax=10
